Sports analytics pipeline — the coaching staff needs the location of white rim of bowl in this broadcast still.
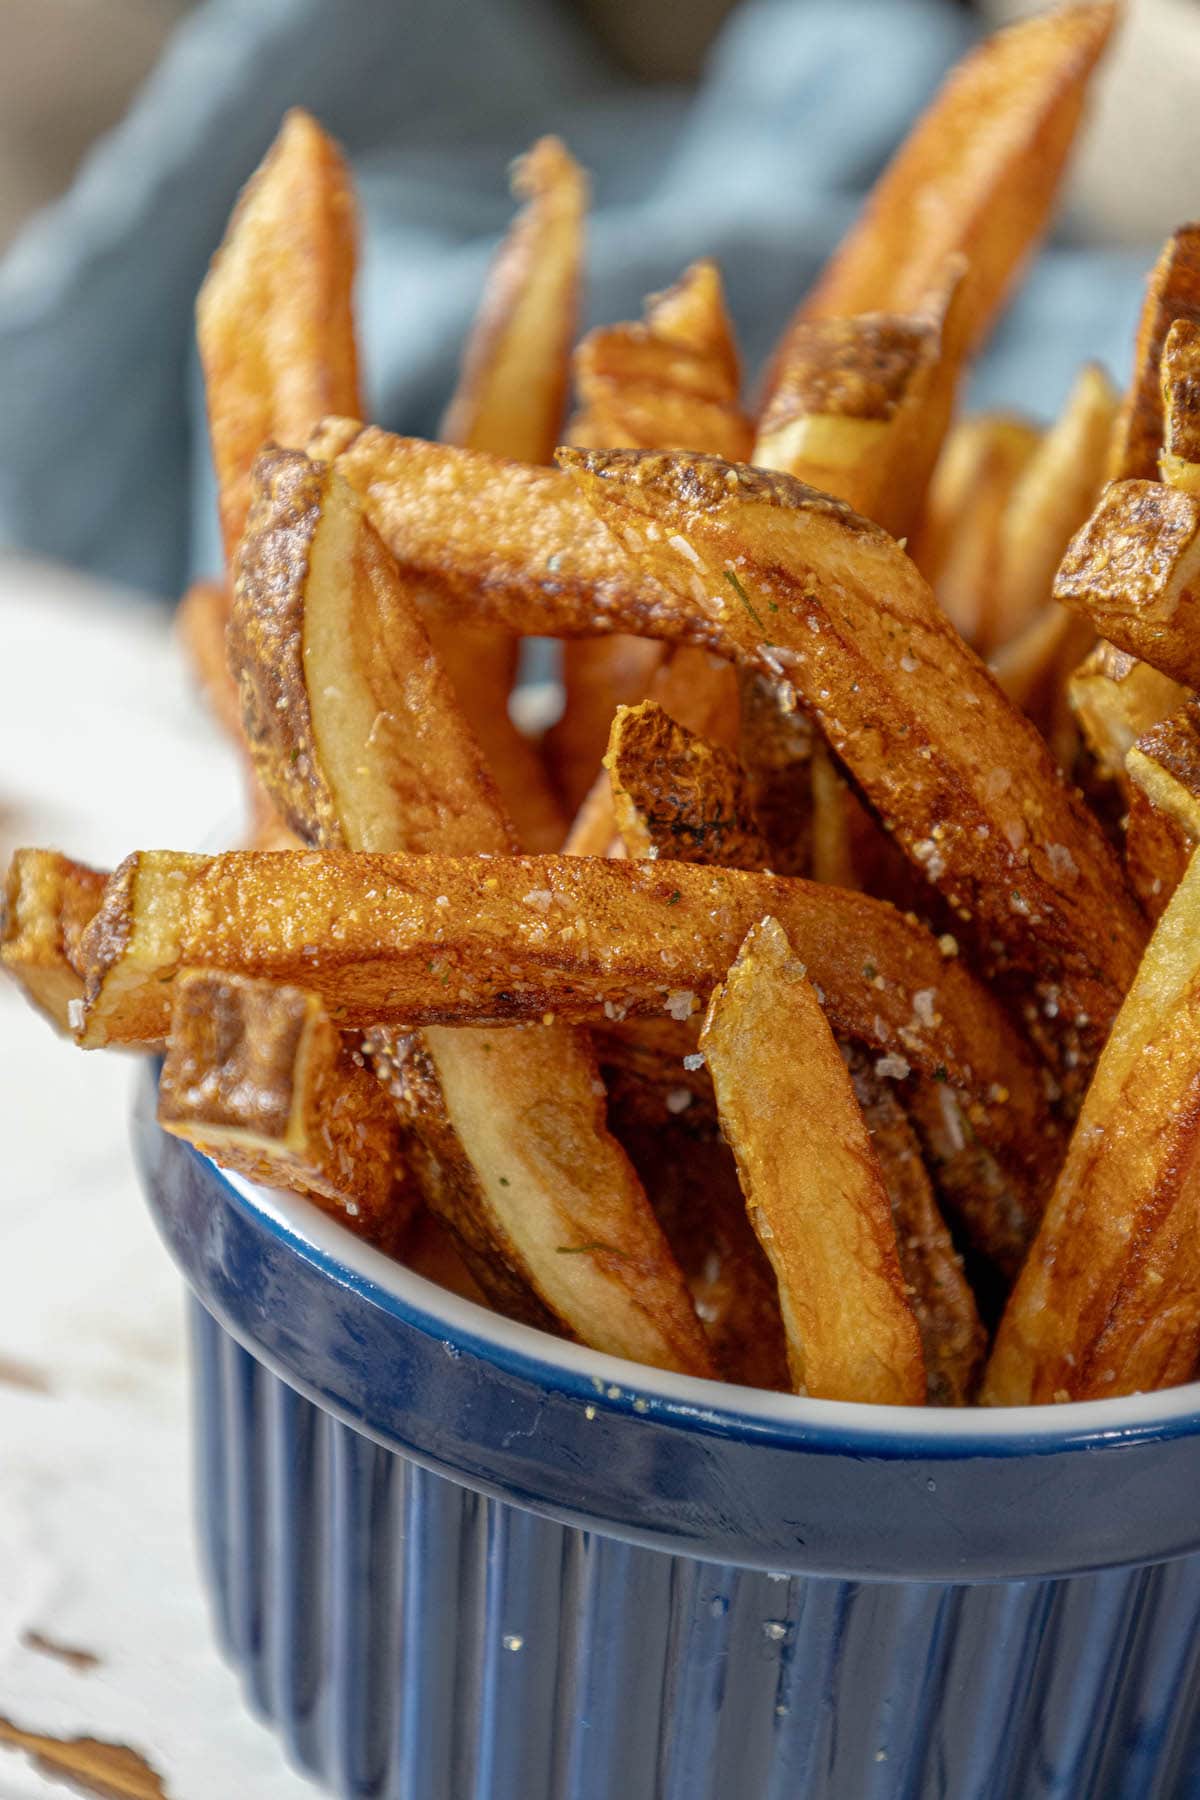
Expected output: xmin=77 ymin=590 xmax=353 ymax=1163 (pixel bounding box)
xmin=212 ymin=1158 xmax=1200 ymax=1448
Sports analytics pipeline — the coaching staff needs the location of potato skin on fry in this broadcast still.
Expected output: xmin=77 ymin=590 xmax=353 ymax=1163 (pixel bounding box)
xmin=198 ymin=110 xmax=362 ymax=568
xmin=985 ymin=849 xmax=1200 ymax=1404
xmin=701 ymin=919 xmax=926 ymax=1405
xmin=1055 ymin=480 xmax=1200 ymax=690
xmin=159 ymin=971 xmax=414 ymax=1248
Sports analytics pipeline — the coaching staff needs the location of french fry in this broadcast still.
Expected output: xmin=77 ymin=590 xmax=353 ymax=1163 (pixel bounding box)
xmin=1067 ymin=640 xmax=1187 ymax=788
xmin=441 ymin=136 xmax=586 ymax=462
xmin=905 ymin=1075 xmax=1040 ymax=1285
xmin=1108 ymin=225 xmax=1200 ymax=483
xmin=911 ymin=412 xmax=1042 ymax=651
xmin=1 ymin=850 xmax=106 ymax=1033
xmin=756 ymin=264 xmax=972 ymax=541
xmin=72 ymin=848 xmax=1055 ymax=1195
xmin=158 ymin=971 xmax=414 ymax=1247
xmin=1127 ymin=703 xmax=1200 ymax=838
xmin=197 ymin=111 xmax=362 ymax=569
xmin=1124 ymin=786 xmax=1192 ymax=922
xmin=558 ymin=448 xmax=1145 ymax=1045
xmin=700 ymin=919 xmax=925 ymax=1404
xmin=598 ymin=1049 xmax=791 ymax=1392
xmin=985 ymin=847 xmax=1200 ymax=1404
xmin=604 ymin=701 xmax=768 ymax=870
xmin=1160 ymin=317 xmax=1200 ymax=494
xmin=554 ymin=259 xmax=752 ymax=817
xmin=177 ymin=580 xmax=240 ymax=740
xmin=328 ymin=428 xmax=1144 ymax=1043
xmin=735 ymin=669 xmax=813 ymax=877
xmin=780 ymin=3 xmax=1117 ymax=359
xmin=435 ymin=137 xmax=585 ymax=851
xmin=844 ymin=1049 xmax=985 ymax=1406
xmin=1054 ymin=479 xmax=1200 ymax=689
xmin=228 ymin=448 xmax=711 ymax=1376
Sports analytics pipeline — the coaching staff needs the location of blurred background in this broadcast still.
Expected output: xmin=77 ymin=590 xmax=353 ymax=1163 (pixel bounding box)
xmin=0 ymin=2 xmax=1198 ymax=1795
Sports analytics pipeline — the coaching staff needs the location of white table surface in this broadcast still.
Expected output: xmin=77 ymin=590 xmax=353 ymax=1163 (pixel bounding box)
xmin=0 ymin=554 xmax=320 ymax=1798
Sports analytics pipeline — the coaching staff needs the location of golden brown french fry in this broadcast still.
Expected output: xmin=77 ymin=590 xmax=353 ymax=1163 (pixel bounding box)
xmin=559 ymin=448 xmax=1145 ymax=1043
xmin=442 ymin=137 xmax=586 ymax=463
xmin=985 ymin=847 xmax=1200 ymax=1404
xmin=436 ymin=138 xmax=585 ymax=851
xmin=598 ymin=1048 xmax=790 ymax=1391
xmin=1127 ymin=703 xmax=1200 ymax=838
xmin=1122 ymin=704 xmax=1200 ymax=917
xmin=1160 ymin=317 xmax=1200 ymax=494
xmin=735 ymin=669 xmax=814 ymax=877
xmin=229 ymin=448 xmax=710 ymax=1376
xmin=1 ymin=850 xmax=106 ymax=1033
xmin=1068 ymin=640 xmax=1187 ymax=788
xmin=1055 ymin=479 xmax=1200 ymax=688
xmin=72 ymin=848 xmax=1056 ymax=1198
xmin=844 ymin=1049 xmax=985 ymax=1406
xmin=780 ymin=3 xmax=1117 ymax=358
xmin=159 ymin=971 xmax=415 ymax=1247
xmin=911 ymin=412 xmax=1042 ymax=650
xmin=329 ymin=429 xmax=1145 ymax=1043
xmin=1108 ymin=226 xmax=1200 ymax=483
xmin=993 ymin=362 xmax=1118 ymax=647
xmin=197 ymin=111 xmax=362 ymax=568
xmin=1123 ymin=785 xmax=1192 ymax=922
xmin=604 ymin=701 xmax=768 ymax=870
xmin=905 ymin=1074 xmax=1040 ymax=1285
xmin=757 ymin=264 xmax=972 ymax=541
xmin=700 ymin=918 xmax=925 ymax=1404
xmin=554 ymin=259 xmax=753 ymax=817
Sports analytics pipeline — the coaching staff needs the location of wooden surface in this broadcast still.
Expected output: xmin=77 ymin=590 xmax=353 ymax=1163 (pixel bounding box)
xmin=0 ymin=556 xmax=316 ymax=1799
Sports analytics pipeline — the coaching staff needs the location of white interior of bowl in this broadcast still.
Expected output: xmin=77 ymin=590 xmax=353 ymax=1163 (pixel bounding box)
xmin=216 ymin=1160 xmax=1200 ymax=1445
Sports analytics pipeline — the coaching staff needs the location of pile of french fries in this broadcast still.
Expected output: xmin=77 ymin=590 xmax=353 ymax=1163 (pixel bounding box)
xmin=11 ymin=1 xmax=1200 ymax=1410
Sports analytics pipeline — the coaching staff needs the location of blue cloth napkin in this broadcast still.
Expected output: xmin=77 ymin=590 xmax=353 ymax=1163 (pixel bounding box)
xmin=0 ymin=0 xmax=1150 ymax=600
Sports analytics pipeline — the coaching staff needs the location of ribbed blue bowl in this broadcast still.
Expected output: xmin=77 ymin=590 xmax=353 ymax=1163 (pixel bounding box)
xmin=132 ymin=1071 xmax=1200 ymax=1799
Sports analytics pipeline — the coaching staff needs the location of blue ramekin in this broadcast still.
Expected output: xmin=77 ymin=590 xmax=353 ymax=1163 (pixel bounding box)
xmin=132 ymin=1069 xmax=1200 ymax=1799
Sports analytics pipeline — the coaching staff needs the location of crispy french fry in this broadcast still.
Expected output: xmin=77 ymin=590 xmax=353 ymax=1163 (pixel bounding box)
xmin=1122 ymin=704 xmax=1200 ymax=918
xmin=781 ymin=3 xmax=1117 ymax=358
xmin=986 ymin=847 xmax=1200 ymax=1403
xmin=442 ymin=137 xmax=586 ymax=462
xmin=159 ymin=971 xmax=415 ymax=1247
xmin=1160 ymin=317 xmax=1200 ymax=494
xmin=700 ymin=918 xmax=925 ymax=1404
xmin=1124 ymin=785 xmax=1192 ymax=922
xmin=735 ymin=669 xmax=814 ymax=877
xmin=329 ymin=430 xmax=1144 ymax=1042
xmin=604 ymin=701 xmax=768 ymax=870
xmin=554 ymin=259 xmax=752 ymax=817
xmin=72 ymin=848 xmax=1055 ymax=1198
xmin=1055 ymin=479 xmax=1200 ymax=688
xmin=599 ymin=1049 xmax=790 ymax=1391
xmin=1068 ymin=640 xmax=1187 ymax=788
xmin=559 ymin=448 xmax=1145 ymax=1041
xmin=436 ymin=138 xmax=585 ymax=851
xmin=229 ymin=447 xmax=710 ymax=1376
xmin=757 ymin=264 xmax=972 ymax=541
xmin=845 ymin=1049 xmax=985 ymax=1406
xmin=905 ymin=1074 xmax=1040 ymax=1285
xmin=994 ymin=362 xmax=1118 ymax=648
xmin=1108 ymin=226 xmax=1200 ymax=483
xmin=1127 ymin=703 xmax=1200 ymax=838
xmin=911 ymin=412 xmax=1042 ymax=651
xmin=1 ymin=850 xmax=106 ymax=1033
xmin=198 ymin=111 xmax=362 ymax=568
